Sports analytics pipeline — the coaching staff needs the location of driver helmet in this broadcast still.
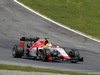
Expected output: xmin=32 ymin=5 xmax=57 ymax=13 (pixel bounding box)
xmin=46 ymin=43 xmax=52 ymax=48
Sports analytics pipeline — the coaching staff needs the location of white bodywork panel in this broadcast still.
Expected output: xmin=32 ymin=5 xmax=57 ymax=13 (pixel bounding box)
xmin=29 ymin=47 xmax=69 ymax=57
xmin=56 ymin=48 xmax=69 ymax=56
xmin=29 ymin=48 xmax=37 ymax=56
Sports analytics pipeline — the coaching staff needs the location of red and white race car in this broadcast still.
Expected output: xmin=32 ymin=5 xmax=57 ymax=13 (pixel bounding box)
xmin=12 ymin=37 xmax=83 ymax=63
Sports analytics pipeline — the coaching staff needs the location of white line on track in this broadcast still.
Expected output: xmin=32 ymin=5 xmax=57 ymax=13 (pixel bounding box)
xmin=14 ymin=0 xmax=100 ymax=43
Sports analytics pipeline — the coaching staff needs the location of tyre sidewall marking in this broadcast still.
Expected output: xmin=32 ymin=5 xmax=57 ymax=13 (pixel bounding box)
xmin=42 ymin=49 xmax=46 ymax=61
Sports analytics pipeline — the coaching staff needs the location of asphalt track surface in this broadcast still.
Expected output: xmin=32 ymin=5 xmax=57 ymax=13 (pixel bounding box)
xmin=0 ymin=0 xmax=100 ymax=74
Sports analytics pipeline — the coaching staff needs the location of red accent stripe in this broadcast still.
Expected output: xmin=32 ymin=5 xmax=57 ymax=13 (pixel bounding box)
xmin=29 ymin=40 xmax=46 ymax=50
xmin=60 ymin=55 xmax=70 ymax=59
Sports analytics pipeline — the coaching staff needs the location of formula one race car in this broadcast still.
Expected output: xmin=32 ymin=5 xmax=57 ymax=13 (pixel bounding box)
xmin=12 ymin=37 xmax=83 ymax=63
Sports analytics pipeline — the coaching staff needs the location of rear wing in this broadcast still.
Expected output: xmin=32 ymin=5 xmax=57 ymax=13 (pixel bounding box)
xmin=20 ymin=37 xmax=39 ymax=42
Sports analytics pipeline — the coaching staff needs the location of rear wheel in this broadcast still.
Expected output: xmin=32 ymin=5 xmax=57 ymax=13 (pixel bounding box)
xmin=40 ymin=48 xmax=51 ymax=62
xmin=12 ymin=45 xmax=23 ymax=58
xmin=68 ymin=49 xmax=80 ymax=63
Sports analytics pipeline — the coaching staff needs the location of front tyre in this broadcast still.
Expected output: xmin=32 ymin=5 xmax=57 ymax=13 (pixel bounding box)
xmin=12 ymin=45 xmax=23 ymax=58
xmin=69 ymin=49 xmax=80 ymax=63
xmin=40 ymin=48 xmax=51 ymax=62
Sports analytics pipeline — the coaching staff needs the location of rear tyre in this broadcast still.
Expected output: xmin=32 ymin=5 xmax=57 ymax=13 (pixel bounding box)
xmin=12 ymin=45 xmax=23 ymax=58
xmin=40 ymin=48 xmax=51 ymax=62
xmin=68 ymin=49 xmax=80 ymax=63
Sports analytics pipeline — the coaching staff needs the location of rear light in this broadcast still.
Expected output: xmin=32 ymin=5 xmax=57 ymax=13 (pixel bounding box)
xmin=20 ymin=41 xmax=24 ymax=48
xmin=48 ymin=57 xmax=53 ymax=60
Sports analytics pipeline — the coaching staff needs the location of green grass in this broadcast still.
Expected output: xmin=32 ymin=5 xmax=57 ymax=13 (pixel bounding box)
xmin=17 ymin=0 xmax=100 ymax=39
xmin=0 ymin=64 xmax=99 ymax=75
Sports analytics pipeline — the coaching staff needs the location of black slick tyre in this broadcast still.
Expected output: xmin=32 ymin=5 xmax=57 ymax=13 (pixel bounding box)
xmin=69 ymin=49 xmax=80 ymax=63
xmin=12 ymin=45 xmax=23 ymax=58
xmin=40 ymin=48 xmax=51 ymax=62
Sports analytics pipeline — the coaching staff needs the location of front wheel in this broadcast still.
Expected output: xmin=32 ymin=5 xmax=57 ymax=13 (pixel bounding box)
xmin=68 ymin=49 xmax=80 ymax=63
xmin=40 ymin=48 xmax=51 ymax=62
xmin=12 ymin=45 xmax=24 ymax=58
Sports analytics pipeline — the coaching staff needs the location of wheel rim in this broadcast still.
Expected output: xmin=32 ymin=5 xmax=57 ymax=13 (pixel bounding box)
xmin=41 ymin=53 xmax=44 ymax=60
xmin=41 ymin=50 xmax=46 ymax=61
xmin=12 ymin=48 xmax=16 ymax=56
